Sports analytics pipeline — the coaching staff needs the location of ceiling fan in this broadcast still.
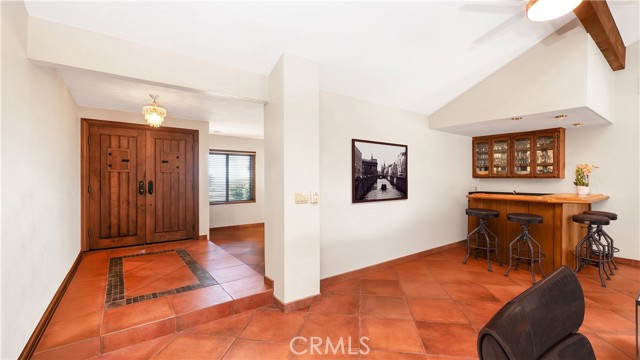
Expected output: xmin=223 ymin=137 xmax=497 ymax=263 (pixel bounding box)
xmin=460 ymin=0 xmax=626 ymax=70
xmin=459 ymin=1 xmax=525 ymax=43
xmin=459 ymin=0 xmax=582 ymax=43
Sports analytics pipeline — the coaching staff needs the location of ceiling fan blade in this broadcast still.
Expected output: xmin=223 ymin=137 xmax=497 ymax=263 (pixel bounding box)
xmin=459 ymin=2 xmax=521 ymax=15
xmin=473 ymin=11 xmax=525 ymax=43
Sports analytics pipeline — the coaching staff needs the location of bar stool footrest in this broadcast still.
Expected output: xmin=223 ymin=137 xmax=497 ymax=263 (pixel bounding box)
xmin=511 ymin=254 xmax=546 ymax=261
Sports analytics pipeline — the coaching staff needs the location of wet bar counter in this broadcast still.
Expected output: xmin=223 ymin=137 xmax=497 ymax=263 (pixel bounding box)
xmin=466 ymin=192 xmax=609 ymax=274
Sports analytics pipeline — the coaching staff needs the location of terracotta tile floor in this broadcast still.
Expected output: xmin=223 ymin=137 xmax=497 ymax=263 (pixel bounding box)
xmin=34 ymin=234 xmax=639 ymax=360
xmin=32 ymin=239 xmax=272 ymax=359
xmin=210 ymin=226 xmax=265 ymax=276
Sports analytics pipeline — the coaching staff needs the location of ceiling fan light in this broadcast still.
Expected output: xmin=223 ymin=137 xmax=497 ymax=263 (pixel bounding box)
xmin=526 ymin=0 xmax=583 ymax=22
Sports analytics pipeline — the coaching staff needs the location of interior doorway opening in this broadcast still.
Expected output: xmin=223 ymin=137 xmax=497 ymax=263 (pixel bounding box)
xmin=209 ymin=224 xmax=265 ymax=276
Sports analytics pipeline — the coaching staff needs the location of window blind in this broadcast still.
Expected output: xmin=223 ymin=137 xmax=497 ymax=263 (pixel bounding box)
xmin=208 ymin=150 xmax=256 ymax=204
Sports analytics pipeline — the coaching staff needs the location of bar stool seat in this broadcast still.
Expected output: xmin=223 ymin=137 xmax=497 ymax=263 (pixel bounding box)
xmin=573 ymin=214 xmax=610 ymax=226
xmin=463 ymin=208 xmax=501 ymax=272
xmin=504 ymin=213 xmax=545 ymax=284
xmin=572 ymin=214 xmax=611 ymax=287
xmin=466 ymin=208 xmax=499 ymax=218
xmin=584 ymin=211 xmax=617 ymax=220
xmin=507 ymin=213 xmax=543 ymax=225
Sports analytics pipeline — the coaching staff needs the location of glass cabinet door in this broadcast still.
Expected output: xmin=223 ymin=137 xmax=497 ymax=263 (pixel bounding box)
xmin=535 ymin=133 xmax=556 ymax=177
xmin=512 ymin=136 xmax=532 ymax=176
xmin=473 ymin=139 xmax=490 ymax=177
xmin=491 ymin=138 xmax=509 ymax=176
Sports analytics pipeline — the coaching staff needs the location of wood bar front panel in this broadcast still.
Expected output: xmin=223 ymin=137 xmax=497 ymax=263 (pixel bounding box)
xmin=468 ymin=198 xmax=590 ymax=274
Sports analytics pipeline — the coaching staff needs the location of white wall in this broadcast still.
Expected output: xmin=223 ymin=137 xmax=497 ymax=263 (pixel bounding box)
xmin=430 ymin=24 xmax=589 ymax=129
xmin=0 ymin=2 xmax=4 ymax=356
xmin=78 ymin=107 xmax=210 ymax=239
xmin=208 ymin=135 xmax=265 ymax=228
xmin=1 ymin=2 xmax=80 ymax=357
xmin=265 ymin=54 xmax=321 ymax=303
xmin=319 ymin=91 xmax=472 ymax=278
xmin=471 ymin=41 xmax=640 ymax=261
xmin=430 ymin=23 xmax=614 ymax=130
xmin=28 ymin=16 xmax=268 ymax=102
xmin=264 ymin=56 xmax=286 ymax=300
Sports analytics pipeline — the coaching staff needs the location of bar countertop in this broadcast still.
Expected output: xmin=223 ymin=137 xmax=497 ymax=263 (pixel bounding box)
xmin=466 ymin=192 xmax=609 ymax=204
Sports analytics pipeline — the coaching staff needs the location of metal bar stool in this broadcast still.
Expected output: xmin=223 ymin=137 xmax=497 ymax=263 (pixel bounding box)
xmin=504 ymin=213 xmax=545 ymax=284
xmin=463 ymin=208 xmax=501 ymax=272
xmin=572 ymin=214 xmax=611 ymax=287
xmin=583 ymin=210 xmax=619 ymax=274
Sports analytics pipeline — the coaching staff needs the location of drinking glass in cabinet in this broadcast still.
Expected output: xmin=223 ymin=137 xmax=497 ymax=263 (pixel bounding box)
xmin=537 ymin=150 xmax=554 ymax=164
xmin=537 ymin=165 xmax=554 ymax=174
xmin=515 ymin=139 xmax=531 ymax=150
xmin=537 ymin=136 xmax=553 ymax=149
xmin=493 ymin=142 xmax=508 ymax=152
xmin=517 ymin=151 xmax=530 ymax=164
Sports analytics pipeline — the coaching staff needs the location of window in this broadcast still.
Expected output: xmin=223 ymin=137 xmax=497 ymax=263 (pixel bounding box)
xmin=208 ymin=150 xmax=256 ymax=204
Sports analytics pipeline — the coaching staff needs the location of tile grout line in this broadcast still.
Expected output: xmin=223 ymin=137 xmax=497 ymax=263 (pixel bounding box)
xmin=399 ymin=264 xmax=428 ymax=356
xmin=31 ymin=336 xmax=100 ymax=357
xmin=146 ymin=333 xmax=179 ymax=359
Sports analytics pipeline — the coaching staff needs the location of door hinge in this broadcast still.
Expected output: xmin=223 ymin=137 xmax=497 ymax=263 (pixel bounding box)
xmin=87 ymin=229 xmax=91 ymax=238
xmin=192 ymin=143 xmax=195 ymax=151
xmin=88 ymin=185 xmax=91 ymax=194
xmin=88 ymin=137 xmax=91 ymax=145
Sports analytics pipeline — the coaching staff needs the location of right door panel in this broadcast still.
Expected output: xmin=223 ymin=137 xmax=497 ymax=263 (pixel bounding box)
xmin=146 ymin=131 xmax=196 ymax=243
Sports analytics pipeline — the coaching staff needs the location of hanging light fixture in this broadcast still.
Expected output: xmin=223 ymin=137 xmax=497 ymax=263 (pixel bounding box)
xmin=526 ymin=0 xmax=582 ymax=22
xmin=142 ymin=94 xmax=167 ymax=127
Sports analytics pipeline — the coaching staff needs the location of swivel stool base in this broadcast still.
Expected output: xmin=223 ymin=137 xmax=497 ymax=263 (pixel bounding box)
xmin=463 ymin=208 xmax=501 ymax=272
xmin=504 ymin=213 xmax=545 ymax=284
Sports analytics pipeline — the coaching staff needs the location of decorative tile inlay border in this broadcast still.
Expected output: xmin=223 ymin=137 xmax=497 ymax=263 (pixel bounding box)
xmin=105 ymin=248 xmax=217 ymax=309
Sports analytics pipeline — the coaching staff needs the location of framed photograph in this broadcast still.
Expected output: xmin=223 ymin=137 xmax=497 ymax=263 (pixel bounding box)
xmin=352 ymin=139 xmax=408 ymax=203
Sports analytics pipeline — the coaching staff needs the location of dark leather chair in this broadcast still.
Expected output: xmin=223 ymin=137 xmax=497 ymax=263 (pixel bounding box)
xmin=477 ymin=266 xmax=595 ymax=360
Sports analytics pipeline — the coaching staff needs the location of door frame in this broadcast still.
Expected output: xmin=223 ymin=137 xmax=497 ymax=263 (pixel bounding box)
xmin=81 ymin=118 xmax=199 ymax=251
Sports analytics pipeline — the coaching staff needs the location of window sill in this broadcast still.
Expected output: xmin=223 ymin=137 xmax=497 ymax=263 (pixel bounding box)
xmin=210 ymin=200 xmax=256 ymax=206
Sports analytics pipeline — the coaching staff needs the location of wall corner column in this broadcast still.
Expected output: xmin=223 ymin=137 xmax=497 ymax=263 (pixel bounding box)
xmin=264 ymin=53 xmax=321 ymax=306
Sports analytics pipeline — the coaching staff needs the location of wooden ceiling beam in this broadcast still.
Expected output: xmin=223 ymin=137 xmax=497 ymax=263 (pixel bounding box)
xmin=573 ymin=0 xmax=626 ymax=71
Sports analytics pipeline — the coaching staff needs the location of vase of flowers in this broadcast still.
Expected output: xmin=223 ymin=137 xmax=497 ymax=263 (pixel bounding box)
xmin=573 ymin=163 xmax=597 ymax=195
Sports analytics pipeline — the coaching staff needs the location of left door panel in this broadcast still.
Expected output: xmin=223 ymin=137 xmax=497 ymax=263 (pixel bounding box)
xmin=88 ymin=125 xmax=146 ymax=250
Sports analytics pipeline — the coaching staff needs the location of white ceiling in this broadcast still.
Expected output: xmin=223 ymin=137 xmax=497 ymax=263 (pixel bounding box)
xmin=58 ymin=68 xmax=265 ymax=139
xmin=24 ymin=1 xmax=639 ymax=139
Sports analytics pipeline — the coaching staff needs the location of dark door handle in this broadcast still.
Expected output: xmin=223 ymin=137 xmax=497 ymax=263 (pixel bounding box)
xmin=138 ymin=181 xmax=145 ymax=195
xmin=148 ymin=180 xmax=154 ymax=195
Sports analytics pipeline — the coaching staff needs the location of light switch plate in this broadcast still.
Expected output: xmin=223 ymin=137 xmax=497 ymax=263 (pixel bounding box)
xmin=294 ymin=192 xmax=309 ymax=204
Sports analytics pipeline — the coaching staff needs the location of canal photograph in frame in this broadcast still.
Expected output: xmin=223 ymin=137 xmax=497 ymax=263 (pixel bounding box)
xmin=352 ymin=139 xmax=408 ymax=203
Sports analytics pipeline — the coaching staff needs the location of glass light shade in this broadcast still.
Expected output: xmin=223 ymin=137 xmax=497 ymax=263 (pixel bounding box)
xmin=143 ymin=105 xmax=166 ymax=127
xmin=526 ymin=0 xmax=582 ymax=21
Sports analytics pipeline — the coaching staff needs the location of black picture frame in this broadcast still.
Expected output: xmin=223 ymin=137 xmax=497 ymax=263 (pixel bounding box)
xmin=352 ymin=139 xmax=408 ymax=203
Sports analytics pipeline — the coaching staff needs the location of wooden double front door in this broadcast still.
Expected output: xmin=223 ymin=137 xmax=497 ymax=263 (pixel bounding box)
xmin=84 ymin=120 xmax=198 ymax=250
